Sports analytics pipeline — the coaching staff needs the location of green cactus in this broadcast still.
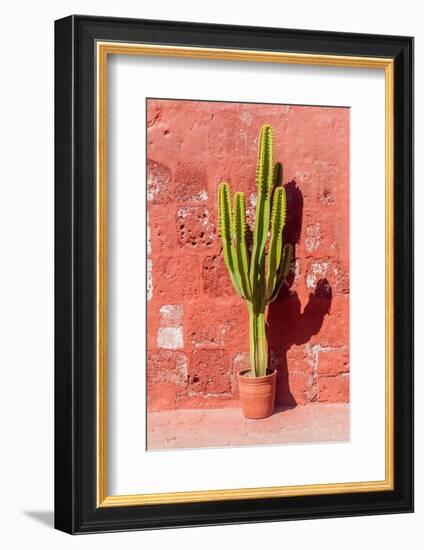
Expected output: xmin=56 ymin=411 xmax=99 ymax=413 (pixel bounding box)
xmin=218 ymin=124 xmax=293 ymax=377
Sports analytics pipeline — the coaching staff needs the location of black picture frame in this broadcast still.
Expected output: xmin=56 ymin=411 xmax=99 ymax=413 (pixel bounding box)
xmin=55 ymin=15 xmax=414 ymax=534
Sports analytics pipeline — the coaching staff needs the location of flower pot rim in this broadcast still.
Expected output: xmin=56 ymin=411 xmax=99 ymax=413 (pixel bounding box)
xmin=237 ymin=368 xmax=277 ymax=381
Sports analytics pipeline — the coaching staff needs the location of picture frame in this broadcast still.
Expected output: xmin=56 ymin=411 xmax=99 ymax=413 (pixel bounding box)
xmin=54 ymin=15 xmax=414 ymax=534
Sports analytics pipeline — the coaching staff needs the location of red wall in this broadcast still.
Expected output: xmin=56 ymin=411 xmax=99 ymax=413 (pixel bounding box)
xmin=147 ymin=99 xmax=349 ymax=411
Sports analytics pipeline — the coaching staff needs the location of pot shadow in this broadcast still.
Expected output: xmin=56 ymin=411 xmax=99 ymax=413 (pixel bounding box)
xmin=267 ymin=180 xmax=332 ymax=407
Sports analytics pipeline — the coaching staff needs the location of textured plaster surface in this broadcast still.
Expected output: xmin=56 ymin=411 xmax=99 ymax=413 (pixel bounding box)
xmin=147 ymin=99 xmax=350 ymax=412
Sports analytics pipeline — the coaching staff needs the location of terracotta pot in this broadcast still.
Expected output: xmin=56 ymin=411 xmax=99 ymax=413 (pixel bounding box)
xmin=237 ymin=369 xmax=277 ymax=419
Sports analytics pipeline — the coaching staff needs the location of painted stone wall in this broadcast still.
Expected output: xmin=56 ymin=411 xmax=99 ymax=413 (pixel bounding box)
xmin=147 ymin=99 xmax=349 ymax=411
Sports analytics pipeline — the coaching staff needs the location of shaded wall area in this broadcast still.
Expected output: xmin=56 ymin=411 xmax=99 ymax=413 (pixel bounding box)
xmin=147 ymin=99 xmax=349 ymax=410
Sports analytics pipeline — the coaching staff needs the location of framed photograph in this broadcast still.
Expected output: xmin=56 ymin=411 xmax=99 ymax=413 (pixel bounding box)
xmin=54 ymin=15 xmax=413 ymax=533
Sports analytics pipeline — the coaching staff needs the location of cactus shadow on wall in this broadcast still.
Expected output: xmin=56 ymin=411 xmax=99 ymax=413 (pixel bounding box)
xmin=267 ymin=180 xmax=332 ymax=407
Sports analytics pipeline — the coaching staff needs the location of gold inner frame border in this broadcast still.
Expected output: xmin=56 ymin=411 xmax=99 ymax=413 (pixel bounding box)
xmin=96 ymin=42 xmax=394 ymax=508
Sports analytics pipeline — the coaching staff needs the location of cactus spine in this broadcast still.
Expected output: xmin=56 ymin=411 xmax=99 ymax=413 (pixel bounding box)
xmin=218 ymin=125 xmax=293 ymax=377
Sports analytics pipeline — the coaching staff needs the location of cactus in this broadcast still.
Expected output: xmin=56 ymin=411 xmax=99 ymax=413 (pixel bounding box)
xmin=218 ymin=125 xmax=293 ymax=377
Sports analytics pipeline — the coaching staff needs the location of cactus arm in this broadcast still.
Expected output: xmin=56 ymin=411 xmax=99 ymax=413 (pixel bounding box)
xmin=279 ymin=243 xmax=293 ymax=282
xmin=218 ymin=182 xmax=244 ymax=298
xmin=232 ymin=192 xmax=252 ymax=300
xmin=273 ymin=161 xmax=282 ymax=186
xmin=268 ymin=243 xmax=293 ymax=304
xmin=270 ymin=161 xmax=282 ymax=206
xmin=249 ymin=125 xmax=274 ymax=308
xmin=265 ymin=186 xmax=287 ymax=301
